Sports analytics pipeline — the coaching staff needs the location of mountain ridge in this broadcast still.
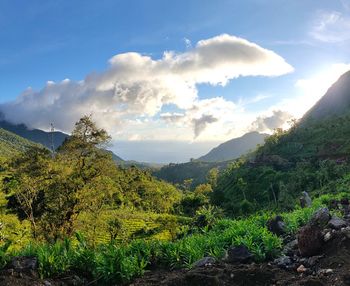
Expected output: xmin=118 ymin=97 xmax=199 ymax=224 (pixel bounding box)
xmin=197 ymin=131 xmax=268 ymax=162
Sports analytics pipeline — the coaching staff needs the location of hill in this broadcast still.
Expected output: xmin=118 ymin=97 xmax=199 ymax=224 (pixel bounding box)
xmin=303 ymin=70 xmax=350 ymax=121
xmin=198 ymin=131 xmax=268 ymax=162
xmin=0 ymin=128 xmax=40 ymax=158
xmin=0 ymin=119 xmax=125 ymax=163
xmin=153 ymin=160 xmax=233 ymax=189
xmin=211 ymin=70 xmax=350 ymax=215
xmin=0 ymin=119 xmax=68 ymax=151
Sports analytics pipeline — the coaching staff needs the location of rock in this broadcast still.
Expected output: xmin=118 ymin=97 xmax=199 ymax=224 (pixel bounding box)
xmin=341 ymin=226 xmax=350 ymax=238
xmin=306 ymin=255 xmax=322 ymax=267
xmin=302 ymin=191 xmax=312 ymax=207
xmin=317 ymin=269 xmax=333 ymax=276
xmin=193 ymin=257 xmax=216 ymax=268
xmin=323 ymin=232 xmax=332 ymax=242
xmin=6 ymin=256 xmax=38 ymax=276
xmin=341 ymin=198 xmax=350 ymax=217
xmin=267 ymin=216 xmax=286 ymax=236
xmin=328 ymin=216 xmax=347 ymax=230
xmin=298 ymin=224 xmax=323 ymax=257
xmin=283 ymin=239 xmax=298 ymax=256
xmin=310 ymin=208 xmax=330 ymax=228
xmin=297 ymin=264 xmax=307 ymax=273
xmin=225 ymin=245 xmax=253 ymax=264
xmin=274 ymin=255 xmax=293 ymax=269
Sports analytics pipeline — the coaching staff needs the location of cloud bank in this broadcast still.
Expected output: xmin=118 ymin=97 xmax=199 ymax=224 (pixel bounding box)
xmin=0 ymin=34 xmax=293 ymax=140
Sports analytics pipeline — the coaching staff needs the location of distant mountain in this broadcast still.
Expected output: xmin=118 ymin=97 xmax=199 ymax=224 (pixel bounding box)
xmin=153 ymin=160 xmax=232 ymax=189
xmin=303 ymin=70 xmax=350 ymax=121
xmin=197 ymin=132 xmax=268 ymax=162
xmin=0 ymin=120 xmax=68 ymax=150
xmin=0 ymin=119 xmax=125 ymax=163
xmin=0 ymin=128 xmax=40 ymax=158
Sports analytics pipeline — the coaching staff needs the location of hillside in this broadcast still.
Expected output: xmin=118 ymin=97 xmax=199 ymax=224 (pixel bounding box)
xmin=0 ymin=119 xmax=68 ymax=151
xmin=303 ymin=70 xmax=350 ymax=121
xmin=0 ymin=119 xmax=125 ymax=163
xmin=211 ymin=70 xmax=350 ymax=216
xmin=0 ymin=128 xmax=40 ymax=158
xmin=198 ymin=131 xmax=268 ymax=162
xmin=153 ymin=160 xmax=232 ymax=189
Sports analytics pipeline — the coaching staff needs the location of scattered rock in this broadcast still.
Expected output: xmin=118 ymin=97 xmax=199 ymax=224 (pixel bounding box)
xmin=274 ymin=256 xmax=293 ymax=269
xmin=297 ymin=264 xmax=307 ymax=273
xmin=267 ymin=216 xmax=286 ymax=236
xmin=193 ymin=257 xmax=216 ymax=268
xmin=298 ymin=224 xmax=323 ymax=257
xmin=225 ymin=245 xmax=253 ymax=264
xmin=310 ymin=208 xmax=330 ymax=228
xmin=328 ymin=216 xmax=347 ymax=230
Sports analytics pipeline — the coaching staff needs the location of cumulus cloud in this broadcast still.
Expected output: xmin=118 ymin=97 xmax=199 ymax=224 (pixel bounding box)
xmin=311 ymin=11 xmax=350 ymax=42
xmin=0 ymin=34 xmax=293 ymax=139
xmin=251 ymin=110 xmax=293 ymax=132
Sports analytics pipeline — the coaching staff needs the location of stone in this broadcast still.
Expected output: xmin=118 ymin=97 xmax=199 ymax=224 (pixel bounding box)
xmin=306 ymin=255 xmax=322 ymax=267
xmin=267 ymin=216 xmax=286 ymax=236
xmin=225 ymin=245 xmax=254 ymax=264
xmin=318 ymin=269 xmax=333 ymax=276
xmin=310 ymin=208 xmax=330 ymax=228
xmin=283 ymin=239 xmax=298 ymax=256
xmin=7 ymin=256 xmax=38 ymax=272
xmin=274 ymin=256 xmax=293 ymax=269
xmin=341 ymin=226 xmax=350 ymax=239
xmin=298 ymin=224 xmax=323 ymax=257
xmin=323 ymin=232 xmax=332 ymax=242
xmin=193 ymin=257 xmax=216 ymax=268
xmin=341 ymin=198 xmax=350 ymax=216
xmin=328 ymin=216 xmax=347 ymax=230
xmin=302 ymin=191 xmax=312 ymax=207
xmin=297 ymin=264 xmax=307 ymax=273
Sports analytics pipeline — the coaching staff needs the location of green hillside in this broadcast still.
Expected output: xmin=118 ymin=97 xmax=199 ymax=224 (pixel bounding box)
xmin=198 ymin=131 xmax=268 ymax=162
xmin=0 ymin=127 xmax=40 ymax=158
xmin=211 ymin=71 xmax=350 ymax=216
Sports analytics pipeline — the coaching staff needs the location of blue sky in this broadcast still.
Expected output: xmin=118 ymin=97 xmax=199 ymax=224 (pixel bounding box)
xmin=1 ymin=0 xmax=350 ymax=162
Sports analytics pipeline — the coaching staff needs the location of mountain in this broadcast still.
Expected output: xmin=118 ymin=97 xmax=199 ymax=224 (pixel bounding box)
xmin=197 ymin=132 xmax=268 ymax=162
xmin=0 ymin=119 xmax=126 ymax=163
xmin=0 ymin=120 xmax=68 ymax=151
xmin=303 ymin=70 xmax=350 ymax=121
xmin=0 ymin=128 xmax=40 ymax=158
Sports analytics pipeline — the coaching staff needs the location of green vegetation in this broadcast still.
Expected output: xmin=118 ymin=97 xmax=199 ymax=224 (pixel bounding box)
xmin=3 ymin=103 xmax=350 ymax=284
xmin=0 ymin=128 xmax=40 ymax=158
xmin=211 ymin=115 xmax=350 ymax=216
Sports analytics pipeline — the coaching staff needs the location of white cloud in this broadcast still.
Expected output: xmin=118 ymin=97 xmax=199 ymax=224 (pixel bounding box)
xmin=0 ymin=34 xmax=293 ymax=140
xmin=311 ymin=11 xmax=350 ymax=42
xmin=251 ymin=110 xmax=293 ymax=133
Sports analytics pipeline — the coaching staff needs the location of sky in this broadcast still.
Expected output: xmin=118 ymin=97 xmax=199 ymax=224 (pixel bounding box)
xmin=1 ymin=0 xmax=350 ymax=163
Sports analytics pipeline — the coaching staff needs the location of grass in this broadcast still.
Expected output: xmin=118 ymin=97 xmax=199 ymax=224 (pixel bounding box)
xmin=1 ymin=193 xmax=346 ymax=284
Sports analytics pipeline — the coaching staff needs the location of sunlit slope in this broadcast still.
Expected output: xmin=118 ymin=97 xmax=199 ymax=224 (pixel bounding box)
xmin=255 ymin=70 xmax=350 ymax=163
xmin=0 ymin=128 xmax=40 ymax=158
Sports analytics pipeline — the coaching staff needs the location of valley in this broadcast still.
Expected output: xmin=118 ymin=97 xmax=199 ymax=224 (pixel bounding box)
xmin=1 ymin=70 xmax=350 ymax=285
